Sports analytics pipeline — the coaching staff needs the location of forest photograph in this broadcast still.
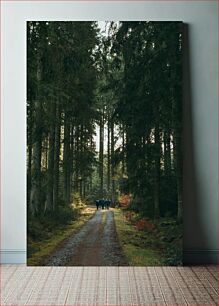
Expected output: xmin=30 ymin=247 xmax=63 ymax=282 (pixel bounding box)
xmin=27 ymin=21 xmax=183 ymax=266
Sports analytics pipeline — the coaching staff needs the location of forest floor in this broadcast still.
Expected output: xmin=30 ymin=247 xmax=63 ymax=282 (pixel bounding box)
xmin=44 ymin=209 xmax=128 ymax=266
xmin=27 ymin=206 xmax=96 ymax=265
xmin=28 ymin=206 xmax=181 ymax=266
xmin=114 ymin=208 xmax=182 ymax=266
xmin=113 ymin=209 xmax=162 ymax=265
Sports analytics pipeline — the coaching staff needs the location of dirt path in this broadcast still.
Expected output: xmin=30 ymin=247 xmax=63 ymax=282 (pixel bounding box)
xmin=45 ymin=209 xmax=128 ymax=266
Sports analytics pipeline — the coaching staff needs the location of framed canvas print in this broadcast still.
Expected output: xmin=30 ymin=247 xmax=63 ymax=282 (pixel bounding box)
xmin=27 ymin=21 xmax=183 ymax=266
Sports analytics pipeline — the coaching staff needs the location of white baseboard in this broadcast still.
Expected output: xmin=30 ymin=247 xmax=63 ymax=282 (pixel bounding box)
xmin=0 ymin=250 xmax=26 ymax=264
xmin=0 ymin=249 xmax=218 ymax=265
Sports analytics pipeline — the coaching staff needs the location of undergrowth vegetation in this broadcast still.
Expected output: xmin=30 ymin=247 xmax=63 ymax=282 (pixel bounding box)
xmin=27 ymin=193 xmax=94 ymax=265
xmin=114 ymin=208 xmax=182 ymax=266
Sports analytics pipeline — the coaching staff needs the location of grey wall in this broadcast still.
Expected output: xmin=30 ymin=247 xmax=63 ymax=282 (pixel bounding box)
xmin=1 ymin=1 xmax=218 ymax=264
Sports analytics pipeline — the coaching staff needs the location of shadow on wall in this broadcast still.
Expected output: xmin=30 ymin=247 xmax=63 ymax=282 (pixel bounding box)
xmin=182 ymin=24 xmax=214 ymax=264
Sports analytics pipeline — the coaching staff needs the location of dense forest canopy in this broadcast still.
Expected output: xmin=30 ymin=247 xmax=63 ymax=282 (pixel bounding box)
xmin=27 ymin=21 xmax=182 ymax=221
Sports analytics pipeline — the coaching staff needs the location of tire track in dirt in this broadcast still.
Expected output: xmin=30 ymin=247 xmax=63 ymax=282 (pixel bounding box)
xmin=45 ymin=209 xmax=127 ymax=266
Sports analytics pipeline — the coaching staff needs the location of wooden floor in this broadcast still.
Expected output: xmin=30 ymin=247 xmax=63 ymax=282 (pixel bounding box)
xmin=1 ymin=265 xmax=218 ymax=305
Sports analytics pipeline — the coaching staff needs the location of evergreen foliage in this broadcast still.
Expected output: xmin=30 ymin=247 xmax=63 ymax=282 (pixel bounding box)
xmin=27 ymin=21 xmax=182 ymax=238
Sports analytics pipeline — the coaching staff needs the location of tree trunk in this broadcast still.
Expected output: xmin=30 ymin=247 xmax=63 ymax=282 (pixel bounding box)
xmin=111 ymin=120 xmax=115 ymax=203
xmin=107 ymin=118 xmax=111 ymax=194
xmin=79 ymin=125 xmax=84 ymax=198
xmin=122 ymin=126 xmax=125 ymax=175
xmin=44 ymin=137 xmax=48 ymax=170
xmin=74 ymin=125 xmax=79 ymax=193
xmin=99 ymin=112 xmax=104 ymax=198
xmin=63 ymin=111 xmax=71 ymax=205
xmin=154 ymin=122 xmax=160 ymax=219
xmin=29 ymin=54 xmax=42 ymax=216
xmin=164 ymin=129 xmax=171 ymax=177
xmin=173 ymin=130 xmax=183 ymax=221
xmin=83 ymin=181 xmax=86 ymax=198
xmin=79 ymin=179 xmax=83 ymax=198
xmin=171 ymin=45 xmax=183 ymax=222
xmin=45 ymin=103 xmax=56 ymax=212
xmin=27 ymin=128 xmax=32 ymax=207
xmin=70 ymin=123 xmax=74 ymax=195
xmin=53 ymin=102 xmax=61 ymax=211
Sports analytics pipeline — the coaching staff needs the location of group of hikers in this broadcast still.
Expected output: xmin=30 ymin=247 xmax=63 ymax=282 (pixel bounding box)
xmin=95 ymin=199 xmax=111 ymax=210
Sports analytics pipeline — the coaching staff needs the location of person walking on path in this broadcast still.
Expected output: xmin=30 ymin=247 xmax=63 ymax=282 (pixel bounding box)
xmin=106 ymin=199 xmax=111 ymax=210
xmin=95 ymin=200 xmax=100 ymax=210
xmin=101 ymin=199 xmax=105 ymax=210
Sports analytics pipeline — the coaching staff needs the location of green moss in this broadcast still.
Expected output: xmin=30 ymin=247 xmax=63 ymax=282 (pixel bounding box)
xmin=124 ymin=244 xmax=162 ymax=266
xmin=113 ymin=208 xmax=163 ymax=266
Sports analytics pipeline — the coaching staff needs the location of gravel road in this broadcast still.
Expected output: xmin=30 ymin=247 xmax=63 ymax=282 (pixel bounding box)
xmin=45 ymin=209 xmax=127 ymax=266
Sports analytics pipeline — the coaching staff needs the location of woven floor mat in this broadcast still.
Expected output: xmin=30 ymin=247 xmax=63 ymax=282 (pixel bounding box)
xmin=1 ymin=265 xmax=218 ymax=305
